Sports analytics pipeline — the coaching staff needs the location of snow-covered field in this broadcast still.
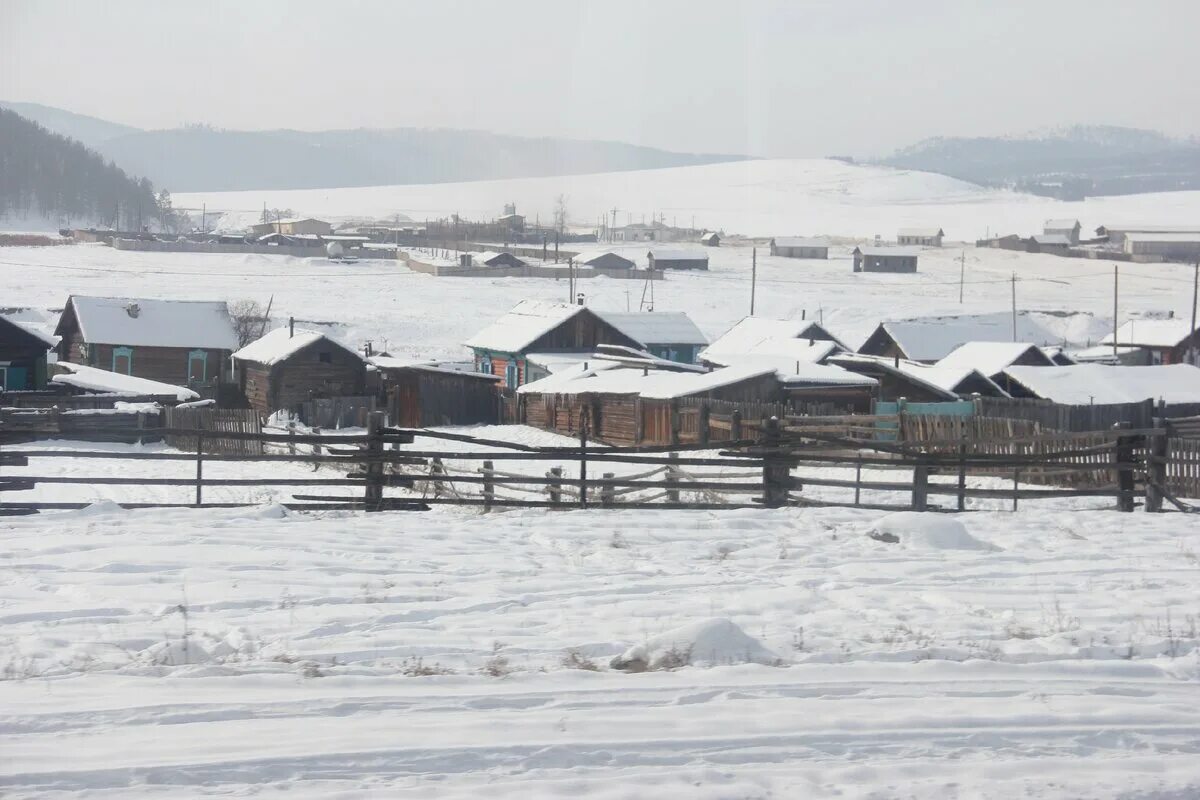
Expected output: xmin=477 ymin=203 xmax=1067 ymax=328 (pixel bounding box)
xmin=177 ymin=158 xmax=1200 ymax=241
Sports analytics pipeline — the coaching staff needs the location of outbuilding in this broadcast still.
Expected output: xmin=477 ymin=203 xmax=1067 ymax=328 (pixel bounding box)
xmin=852 ymin=246 xmax=919 ymax=273
xmin=0 ymin=315 xmax=56 ymax=391
xmin=769 ymin=237 xmax=829 ymax=259
xmin=699 ymin=232 xmax=720 ymax=247
xmin=1101 ymin=318 xmax=1200 ymax=365
xmin=897 ymin=228 xmax=944 ymax=247
xmin=232 ymin=327 xmax=366 ymax=418
xmin=576 ymin=251 xmax=637 ymax=271
xmin=249 ymin=217 xmax=333 ymax=237
xmin=647 ymin=248 xmax=709 ymax=271
xmin=1043 ymin=219 xmax=1081 ymax=245
xmin=370 ymin=357 xmax=501 ymax=427
xmin=597 ymin=311 xmax=708 ymax=364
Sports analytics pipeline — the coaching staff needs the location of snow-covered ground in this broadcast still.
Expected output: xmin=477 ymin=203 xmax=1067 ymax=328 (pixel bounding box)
xmin=176 ymin=158 xmax=1200 ymax=241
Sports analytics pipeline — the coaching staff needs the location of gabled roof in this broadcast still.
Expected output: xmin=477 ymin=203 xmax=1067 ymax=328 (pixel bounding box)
xmin=0 ymin=314 xmax=57 ymax=349
xmin=647 ymin=248 xmax=709 ymax=261
xmin=1044 ymin=219 xmax=1080 ymax=229
xmin=897 ymin=227 xmax=944 ymax=237
xmin=1003 ymin=364 xmax=1200 ymax=404
xmin=863 ymin=313 xmax=1064 ymax=362
xmin=463 ymin=300 xmax=586 ymax=353
xmin=699 ymin=232 xmax=720 ymax=242
xmin=1123 ymin=232 xmax=1200 ymax=244
xmin=700 ymin=317 xmax=849 ymax=364
xmin=854 ymin=246 xmax=922 ymax=257
xmin=472 ymin=250 xmax=522 ymax=265
xmin=232 ymin=327 xmax=363 ymax=366
xmin=574 ymin=250 xmax=635 ymax=267
xmin=57 ymin=296 xmax=239 ymax=350
xmin=368 ymin=355 xmax=500 ymax=381
xmin=596 ymin=311 xmax=708 ymax=346
xmin=831 ymin=354 xmax=1007 ymax=399
xmin=1098 ymin=224 xmax=1200 ymax=235
xmin=1101 ymin=319 xmax=1195 ymax=348
xmin=936 ymin=342 xmax=1055 ymax=376
xmin=771 ymin=237 xmax=828 ymax=249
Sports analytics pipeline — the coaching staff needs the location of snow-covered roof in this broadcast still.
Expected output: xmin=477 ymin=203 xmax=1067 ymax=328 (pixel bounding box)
xmin=699 ymin=232 xmax=719 ymax=242
xmin=833 ymin=354 xmax=1006 ymax=399
xmin=0 ymin=315 xmax=58 ymax=347
xmin=1122 ymin=232 xmax=1200 ymax=244
xmin=232 ymin=327 xmax=362 ymax=366
xmin=51 ymin=362 xmax=198 ymax=402
xmin=1101 ymin=319 xmax=1194 ymax=348
xmin=60 ymin=296 xmax=239 ymax=350
xmin=473 ymin=250 xmax=520 ymax=265
xmin=648 ymin=248 xmax=709 ymax=261
xmin=367 ymin=355 xmax=499 ymax=380
xmin=1003 ymin=364 xmax=1200 ymax=404
xmin=573 ymin=250 xmax=635 ymax=266
xmin=771 ymin=237 xmax=828 ymax=248
xmin=1071 ymin=345 xmax=1140 ymax=363
xmin=700 ymin=317 xmax=848 ymax=364
xmin=525 ymin=352 xmax=593 ymax=374
xmin=856 ymin=246 xmax=922 ymax=257
xmin=1099 ymin=224 xmax=1200 ymax=234
xmin=1032 ymin=234 xmax=1072 ymax=246
xmin=872 ymin=313 xmax=1064 ymax=361
xmin=464 ymin=300 xmax=585 ymax=352
xmin=897 ymin=228 xmax=943 ymax=237
xmin=596 ymin=311 xmax=707 ymax=346
xmin=1044 ymin=219 xmax=1079 ymax=229
xmin=256 ymin=217 xmax=327 ymax=227
xmin=936 ymin=342 xmax=1054 ymax=376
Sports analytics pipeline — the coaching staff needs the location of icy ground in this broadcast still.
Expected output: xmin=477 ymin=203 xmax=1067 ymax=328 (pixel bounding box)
xmin=2 ymin=490 xmax=1199 ymax=797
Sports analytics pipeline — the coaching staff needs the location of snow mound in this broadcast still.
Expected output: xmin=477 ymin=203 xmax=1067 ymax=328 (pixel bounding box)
xmin=139 ymin=639 xmax=212 ymax=666
xmin=71 ymin=500 xmax=126 ymax=517
xmin=610 ymin=618 xmax=780 ymax=672
xmin=868 ymin=512 xmax=996 ymax=551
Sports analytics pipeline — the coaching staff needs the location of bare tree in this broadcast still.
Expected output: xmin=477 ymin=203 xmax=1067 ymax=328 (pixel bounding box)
xmin=228 ymin=299 xmax=269 ymax=347
xmin=553 ymin=194 xmax=569 ymax=236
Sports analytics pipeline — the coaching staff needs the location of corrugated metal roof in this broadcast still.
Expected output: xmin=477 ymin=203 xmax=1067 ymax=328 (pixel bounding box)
xmin=59 ymin=296 xmax=240 ymax=350
xmin=596 ymin=311 xmax=708 ymax=346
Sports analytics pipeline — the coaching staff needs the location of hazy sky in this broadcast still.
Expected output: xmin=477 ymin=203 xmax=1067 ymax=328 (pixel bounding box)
xmin=3 ymin=0 xmax=1198 ymax=157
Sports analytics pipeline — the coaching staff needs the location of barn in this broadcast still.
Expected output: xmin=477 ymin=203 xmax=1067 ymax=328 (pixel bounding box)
xmin=1123 ymin=233 xmax=1200 ymax=261
xmin=371 ymin=357 xmax=501 ymax=427
xmin=699 ymin=232 xmax=720 ymax=247
xmin=769 ymin=237 xmax=829 ymax=259
xmin=1043 ymin=219 xmax=1081 ymax=245
xmin=465 ymin=300 xmax=642 ymax=389
xmin=0 ymin=315 xmax=56 ymax=391
xmin=852 ymin=246 xmax=919 ymax=273
xmin=232 ymin=327 xmax=366 ymax=418
xmin=897 ymin=228 xmax=944 ymax=247
xmin=54 ymin=296 xmax=238 ymax=391
xmin=647 ymin=248 xmax=709 ymax=271
xmin=935 ymin=342 xmax=1056 ymax=396
xmin=249 ymin=217 xmax=333 ymax=237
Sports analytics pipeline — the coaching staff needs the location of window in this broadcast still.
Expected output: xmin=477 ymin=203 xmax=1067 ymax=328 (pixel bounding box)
xmin=112 ymin=346 xmax=133 ymax=375
xmin=318 ymin=351 xmax=332 ymax=363
xmin=504 ymin=361 xmax=518 ymax=389
xmin=480 ymin=355 xmax=493 ymax=375
xmin=187 ymin=349 xmax=208 ymax=382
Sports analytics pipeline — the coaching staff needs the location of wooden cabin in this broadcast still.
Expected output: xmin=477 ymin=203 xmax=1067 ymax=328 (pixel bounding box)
xmin=897 ymin=227 xmax=944 ymax=247
xmin=770 ymin=237 xmax=829 ymax=259
xmin=371 ymin=358 xmax=502 ymax=427
xmin=596 ymin=311 xmax=708 ymax=364
xmin=54 ymin=296 xmax=238 ymax=391
xmin=647 ymin=248 xmax=709 ymax=271
xmin=233 ymin=327 xmax=366 ymax=418
xmin=464 ymin=300 xmax=642 ymax=389
xmin=852 ymin=246 xmax=919 ymax=273
xmin=0 ymin=316 xmax=55 ymax=391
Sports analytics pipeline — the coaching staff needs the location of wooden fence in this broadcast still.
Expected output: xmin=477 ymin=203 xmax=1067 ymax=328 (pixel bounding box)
xmin=3 ymin=413 xmax=1193 ymax=517
xmin=0 ymin=406 xmax=160 ymax=443
xmin=164 ymin=407 xmax=264 ymax=455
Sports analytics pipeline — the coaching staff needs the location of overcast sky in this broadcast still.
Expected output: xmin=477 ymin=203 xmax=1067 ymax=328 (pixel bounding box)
xmin=3 ymin=0 xmax=1197 ymax=157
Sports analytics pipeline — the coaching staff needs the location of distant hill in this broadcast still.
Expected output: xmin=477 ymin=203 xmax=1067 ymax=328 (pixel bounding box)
xmin=0 ymin=102 xmax=749 ymax=193
xmin=0 ymin=100 xmax=140 ymax=149
xmin=878 ymin=125 xmax=1200 ymax=198
xmin=0 ymin=107 xmax=159 ymax=229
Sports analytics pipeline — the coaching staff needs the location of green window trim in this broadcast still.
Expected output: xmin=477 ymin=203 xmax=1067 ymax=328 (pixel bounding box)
xmin=112 ymin=346 xmax=133 ymax=375
xmin=188 ymin=349 xmax=209 ymax=382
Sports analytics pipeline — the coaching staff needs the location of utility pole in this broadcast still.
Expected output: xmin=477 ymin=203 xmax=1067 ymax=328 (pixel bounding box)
xmin=1010 ymin=272 xmax=1017 ymax=341
xmin=610 ymin=207 xmax=619 ymax=243
xmin=1112 ymin=265 xmax=1119 ymax=362
xmin=958 ymin=250 xmax=965 ymax=303
xmin=1191 ymin=260 xmax=1199 ymax=365
xmin=750 ymin=247 xmax=758 ymax=315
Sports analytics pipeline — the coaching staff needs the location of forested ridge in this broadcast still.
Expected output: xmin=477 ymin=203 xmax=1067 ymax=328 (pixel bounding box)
xmin=0 ymin=107 xmax=159 ymax=228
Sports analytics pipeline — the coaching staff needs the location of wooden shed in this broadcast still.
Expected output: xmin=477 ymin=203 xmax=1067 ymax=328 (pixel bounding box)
xmin=770 ymin=237 xmax=829 ymax=259
xmin=232 ymin=327 xmax=366 ymax=418
xmin=371 ymin=358 xmax=502 ymax=427
xmin=896 ymin=227 xmax=944 ymax=247
xmin=577 ymin=251 xmax=637 ymax=271
xmin=0 ymin=315 xmax=56 ymax=391
xmin=852 ymin=246 xmax=919 ymax=273
xmin=647 ymin=248 xmax=709 ymax=271
xmin=54 ymin=296 xmax=238 ymax=391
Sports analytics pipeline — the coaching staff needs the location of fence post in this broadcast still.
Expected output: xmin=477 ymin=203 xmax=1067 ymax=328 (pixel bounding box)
xmin=666 ymin=452 xmax=680 ymax=503
xmin=1012 ymin=468 xmax=1020 ymax=511
xmin=312 ymin=426 xmax=322 ymax=457
xmin=194 ymin=433 xmax=203 ymax=507
xmin=699 ymin=403 xmax=710 ymax=446
xmin=1145 ymin=406 xmax=1167 ymax=512
xmin=669 ymin=399 xmax=681 ymax=446
xmin=548 ymin=466 xmax=563 ymax=505
xmin=854 ymin=454 xmax=862 ymax=507
xmin=601 ymin=472 xmax=615 ymax=507
xmin=911 ymin=449 xmax=929 ymax=512
xmin=364 ymin=411 xmax=384 ymax=511
xmin=957 ymin=436 xmax=967 ymax=512
xmin=579 ymin=408 xmax=589 ymax=508
xmin=482 ymin=459 xmax=494 ymax=512
xmin=1114 ymin=422 xmax=1136 ymax=512
xmin=288 ymin=419 xmax=297 ymax=456
xmin=896 ymin=397 xmax=908 ymax=443
xmin=760 ymin=416 xmax=789 ymax=508
xmin=730 ymin=409 xmax=742 ymax=442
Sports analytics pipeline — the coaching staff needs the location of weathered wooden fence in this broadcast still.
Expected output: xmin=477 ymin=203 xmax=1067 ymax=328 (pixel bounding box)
xmin=299 ymin=395 xmax=377 ymax=429
xmin=164 ymin=406 xmax=264 ymax=455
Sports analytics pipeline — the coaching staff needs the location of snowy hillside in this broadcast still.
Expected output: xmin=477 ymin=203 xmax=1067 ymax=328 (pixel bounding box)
xmin=177 ymin=158 xmax=1200 ymax=240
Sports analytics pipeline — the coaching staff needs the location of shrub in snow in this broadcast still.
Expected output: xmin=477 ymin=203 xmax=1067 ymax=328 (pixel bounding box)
xmin=866 ymin=512 xmax=996 ymax=551
xmin=610 ymin=618 xmax=780 ymax=672
xmin=139 ymin=639 xmax=211 ymax=667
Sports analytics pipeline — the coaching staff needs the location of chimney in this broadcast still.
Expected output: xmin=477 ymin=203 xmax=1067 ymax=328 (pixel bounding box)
xmin=894 ymin=353 xmax=900 ymax=368
xmin=125 ymin=302 xmax=140 ymax=318
xmin=289 ymin=316 xmax=294 ymax=338
xmin=576 ymin=293 xmax=585 ymax=306
xmin=801 ymin=309 xmax=806 ymax=320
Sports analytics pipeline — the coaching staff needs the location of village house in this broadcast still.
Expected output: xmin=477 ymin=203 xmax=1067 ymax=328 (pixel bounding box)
xmin=647 ymin=248 xmax=709 ymax=271
xmin=464 ymin=300 xmax=643 ymax=389
xmin=700 ymin=317 xmax=848 ymax=369
xmin=1028 ymin=233 xmax=1072 ymax=255
xmin=232 ymin=326 xmax=366 ymax=418
xmin=829 ymin=353 xmax=1009 ymax=401
xmin=935 ymin=342 xmax=1056 ymax=396
xmin=699 ymin=231 xmax=720 ymax=247
xmin=852 ymin=246 xmax=919 ymax=273
xmin=769 ymin=237 xmax=829 ymax=259
xmin=896 ymin=227 xmax=944 ymax=247
xmin=0 ymin=315 xmax=56 ymax=391
xmin=469 ymin=251 xmax=526 ymax=269
xmin=1043 ymin=219 xmax=1081 ymax=245
xmin=575 ymin=251 xmax=636 ymax=271
xmin=249 ymin=217 xmax=333 ymax=237
xmin=1096 ymin=224 xmax=1200 ymax=246
xmin=1122 ymin=233 xmax=1200 ymax=262
xmin=857 ymin=312 xmax=1062 ymax=363
xmin=1100 ymin=318 xmax=1200 ymax=365
xmin=595 ymin=311 xmax=708 ymax=364
xmin=54 ymin=296 xmax=239 ymax=391
xmin=1002 ymin=363 xmax=1200 ymax=405
xmin=369 ymin=356 xmax=501 ymax=427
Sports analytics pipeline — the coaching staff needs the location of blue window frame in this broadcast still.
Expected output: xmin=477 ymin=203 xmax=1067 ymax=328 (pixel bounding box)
xmin=504 ymin=361 xmax=518 ymax=389
xmin=187 ymin=349 xmax=208 ymax=382
xmin=112 ymin=346 xmax=133 ymax=375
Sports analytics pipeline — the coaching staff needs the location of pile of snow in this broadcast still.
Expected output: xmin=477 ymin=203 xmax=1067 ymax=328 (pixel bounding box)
xmin=610 ymin=618 xmax=780 ymax=671
xmin=51 ymin=362 xmax=198 ymax=402
xmin=867 ymin=512 xmax=996 ymax=551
